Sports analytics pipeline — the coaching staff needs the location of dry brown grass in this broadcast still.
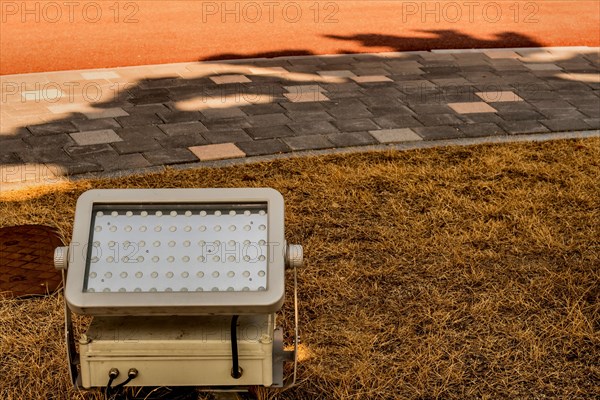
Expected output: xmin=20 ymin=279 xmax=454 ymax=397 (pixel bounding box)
xmin=1 ymin=139 xmax=599 ymax=400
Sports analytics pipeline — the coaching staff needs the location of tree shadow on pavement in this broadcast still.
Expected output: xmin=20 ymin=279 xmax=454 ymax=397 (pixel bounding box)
xmin=0 ymin=29 xmax=598 ymax=189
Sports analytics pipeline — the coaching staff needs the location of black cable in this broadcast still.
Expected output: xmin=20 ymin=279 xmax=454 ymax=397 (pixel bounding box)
xmin=105 ymin=376 xmax=115 ymax=400
xmin=231 ymin=315 xmax=242 ymax=379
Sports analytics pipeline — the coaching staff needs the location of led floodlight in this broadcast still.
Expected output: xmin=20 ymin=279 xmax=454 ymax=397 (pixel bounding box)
xmin=55 ymin=188 xmax=302 ymax=393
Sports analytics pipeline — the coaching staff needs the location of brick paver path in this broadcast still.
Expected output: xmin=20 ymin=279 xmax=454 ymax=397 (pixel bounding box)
xmin=1 ymin=47 xmax=599 ymax=186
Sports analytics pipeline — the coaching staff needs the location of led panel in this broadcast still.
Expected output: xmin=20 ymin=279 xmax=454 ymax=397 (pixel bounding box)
xmin=86 ymin=205 xmax=269 ymax=293
xmin=65 ymin=188 xmax=285 ymax=316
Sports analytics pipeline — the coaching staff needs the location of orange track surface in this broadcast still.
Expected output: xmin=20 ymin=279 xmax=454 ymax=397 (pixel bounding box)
xmin=1 ymin=1 xmax=599 ymax=75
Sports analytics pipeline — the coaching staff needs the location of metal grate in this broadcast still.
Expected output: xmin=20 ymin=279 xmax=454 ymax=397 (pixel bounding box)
xmin=0 ymin=225 xmax=64 ymax=297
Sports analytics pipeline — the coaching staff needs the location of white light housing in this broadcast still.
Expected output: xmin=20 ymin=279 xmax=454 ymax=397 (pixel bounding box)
xmin=63 ymin=188 xmax=286 ymax=316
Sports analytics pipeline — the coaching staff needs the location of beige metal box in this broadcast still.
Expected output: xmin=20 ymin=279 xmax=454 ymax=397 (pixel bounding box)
xmin=78 ymin=314 xmax=275 ymax=388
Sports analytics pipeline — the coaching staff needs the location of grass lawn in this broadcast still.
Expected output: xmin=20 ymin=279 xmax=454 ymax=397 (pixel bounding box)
xmin=1 ymin=139 xmax=599 ymax=400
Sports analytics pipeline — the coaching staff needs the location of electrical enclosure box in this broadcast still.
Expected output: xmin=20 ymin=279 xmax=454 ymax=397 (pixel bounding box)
xmin=78 ymin=314 xmax=276 ymax=388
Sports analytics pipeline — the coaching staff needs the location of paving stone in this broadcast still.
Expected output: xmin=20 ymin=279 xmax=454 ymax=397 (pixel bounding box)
xmin=326 ymin=131 xmax=378 ymax=147
xmin=247 ymin=113 xmax=292 ymax=127
xmin=540 ymin=119 xmax=592 ymax=131
xmin=416 ymin=114 xmax=465 ymax=126
xmin=283 ymin=84 xmax=326 ymax=93
xmin=285 ymin=110 xmax=334 ymax=122
xmin=497 ymin=110 xmax=544 ymax=121
xmin=538 ymin=109 xmax=587 ymax=120
xmin=245 ymin=125 xmax=296 ymax=140
xmin=499 ymin=120 xmax=550 ymax=135
xmin=333 ymin=118 xmax=379 ymax=132
xmin=157 ymin=111 xmax=202 ymax=124
xmin=200 ymin=108 xmax=246 ymax=120
xmin=287 ymin=121 xmax=339 ymax=136
xmin=524 ymin=63 xmax=562 ymax=71
xmin=457 ymin=123 xmax=505 ymax=137
xmin=517 ymin=90 xmax=557 ymax=101
xmin=408 ymin=104 xmax=454 ymax=114
xmin=488 ymin=102 xmax=536 ymax=112
xmin=284 ymin=91 xmax=330 ymax=102
xmin=530 ymin=99 xmax=576 ymax=109
xmin=24 ymin=133 xmax=75 ymax=148
xmin=189 ymin=143 xmax=245 ymax=161
xmin=28 ymin=121 xmax=78 ymax=136
xmin=60 ymin=161 xmax=103 ymax=175
xmin=65 ymin=143 xmax=118 ymax=158
xmin=316 ymin=70 xmax=357 ymax=78
xmin=369 ymin=128 xmax=422 ymax=143
xmin=352 ymin=68 xmax=391 ymax=76
xmin=143 ymin=148 xmax=198 ymax=166
xmin=476 ymin=91 xmax=523 ymax=102
xmin=282 ymin=135 xmax=335 ymax=151
xmin=351 ymin=75 xmax=392 ymax=83
xmin=202 ymin=130 xmax=253 ymax=144
xmin=97 ymin=154 xmax=151 ymax=171
xmin=448 ymin=102 xmax=497 ymax=114
xmin=115 ymin=113 xmax=162 ymax=127
xmin=112 ymin=137 xmax=162 ymax=154
xmin=210 ymin=75 xmax=252 ymax=84
xmin=0 ymin=153 xmax=21 ymax=163
xmin=156 ymin=133 xmax=208 ymax=148
xmin=69 ymin=129 xmax=122 ymax=146
xmin=123 ymin=104 xmax=171 ymax=114
xmin=373 ymin=115 xmax=422 ymax=129
xmin=19 ymin=148 xmax=73 ymax=164
xmin=83 ymin=107 xmax=129 ymax=119
xmin=484 ymin=50 xmax=520 ymax=59
xmin=412 ymin=126 xmax=462 ymax=140
xmin=116 ymin=126 xmax=167 ymax=141
xmin=584 ymin=118 xmax=600 ymax=129
xmin=203 ymin=117 xmax=252 ymax=131
xmin=235 ymin=139 xmax=291 ymax=156
xmin=158 ymin=121 xmax=208 ymax=136
xmin=128 ymin=93 xmax=171 ymax=105
xmin=242 ymin=103 xmax=286 ymax=115
xmin=462 ymin=114 xmax=505 ymax=124
xmin=0 ymin=138 xmax=31 ymax=153
xmin=580 ymin=107 xmax=600 ymax=118
xmin=280 ymin=102 xmax=325 ymax=112
xmin=72 ymin=118 xmax=122 ymax=131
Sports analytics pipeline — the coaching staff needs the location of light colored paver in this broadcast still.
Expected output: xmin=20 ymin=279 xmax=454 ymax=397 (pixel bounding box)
xmin=47 ymin=103 xmax=92 ymax=114
xmin=80 ymin=71 xmax=121 ymax=80
xmin=369 ymin=128 xmax=422 ymax=143
xmin=317 ymin=70 xmax=357 ymax=78
xmin=248 ymin=67 xmax=288 ymax=75
xmin=210 ymin=75 xmax=252 ymax=84
xmin=448 ymin=102 xmax=497 ymax=114
xmin=82 ymin=107 xmax=129 ymax=119
xmin=70 ymin=129 xmax=123 ymax=145
xmin=484 ymin=50 xmax=520 ymax=59
xmin=21 ymin=88 xmax=64 ymax=102
xmin=524 ymin=63 xmax=562 ymax=71
xmin=476 ymin=91 xmax=523 ymax=102
xmin=188 ymin=143 xmax=246 ymax=161
xmin=351 ymin=75 xmax=393 ymax=83
xmin=284 ymin=91 xmax=330 ymax=102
